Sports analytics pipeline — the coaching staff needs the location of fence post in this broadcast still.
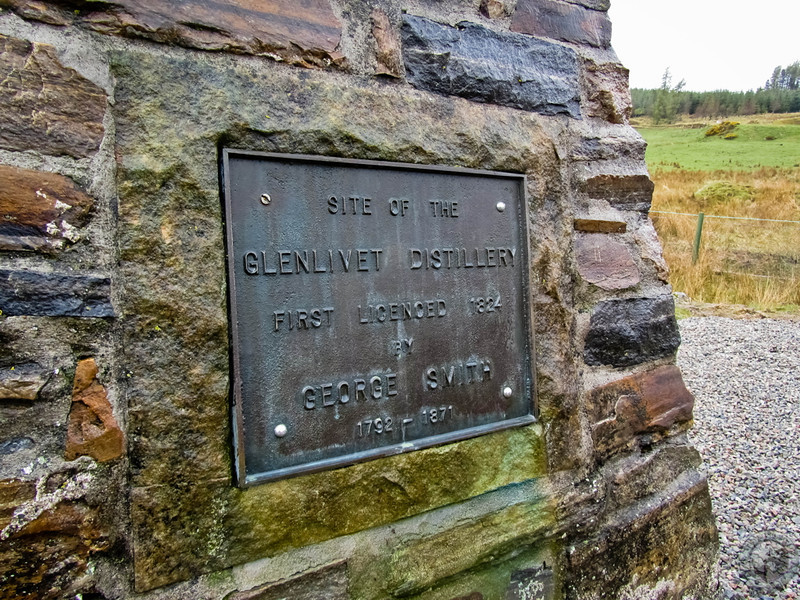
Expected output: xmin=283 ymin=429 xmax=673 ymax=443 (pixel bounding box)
xmin=692 ymin=212 xmax=705 ymax=264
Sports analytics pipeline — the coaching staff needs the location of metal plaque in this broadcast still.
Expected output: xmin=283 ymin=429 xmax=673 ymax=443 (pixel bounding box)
xmin=222 ymin=150 xmax=535 ymax=486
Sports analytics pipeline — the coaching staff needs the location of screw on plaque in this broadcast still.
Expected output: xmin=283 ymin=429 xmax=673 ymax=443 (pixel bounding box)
xmin=260 ymin=193 xmax=272 ymax=205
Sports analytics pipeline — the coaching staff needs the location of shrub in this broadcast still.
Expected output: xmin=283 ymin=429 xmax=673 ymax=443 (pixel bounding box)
xmin=694 ymin=181 xmax=754 ymax=205
xmin=724 ymin=133 xmax=738 ymax=140
xmin=705 ymin=121 xmax=740 ymax=137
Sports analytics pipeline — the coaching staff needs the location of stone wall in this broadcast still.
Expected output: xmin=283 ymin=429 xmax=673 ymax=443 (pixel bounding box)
xmin=0 ymin=1 xmax=717 ymax=599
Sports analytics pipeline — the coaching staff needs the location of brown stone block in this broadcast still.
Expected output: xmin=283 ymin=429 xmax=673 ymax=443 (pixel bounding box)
xmin=0 ymin=33 xmax=106 ymax=158
xmin=109 ymin=43 xmax=551 ymax=592
xmin=583 ymin=59 xmax=632 ymax=124
xmin=0 ymin=362 xmax=52 ymax=401
xmin=3 ymin=0 xmax=343 ymax=68
xmin=15 ymin=500 xmax=94 ymax=537
xmin=575 ymin=233 xmax=640 ymax=290
xmin=480 ymin=0 xmax=515 ymax=19
xmin=634 ymin=220 xmax=671 ymax=282
xmin=0 ymin=0 xmax=74 ymax=25
xmin=588 ymin=365 xmax=695 ymax=457
xmin=580 ymin=174 xmax=654 ymax=212
xmin=0 ymin=499 xmax=110 ymax=600
xmin=608 ymin=445 xmax=702 ymax=511
xmin=0 ymin=165 xmax=94 ymax=253
xmin=511 ymin=0 xmax=611 ymax=48
xmin=0 ymin=478 xmax=35 ymax=529
xmin=65 ymin=358 xmax=124 ymax=462
xmin=573 ymin=218 xmax=626 ymax=233
xmin=371 ymin=9 xmax=402 ymax=78
xmin=130 ymin=481 xmax=230 ymax=592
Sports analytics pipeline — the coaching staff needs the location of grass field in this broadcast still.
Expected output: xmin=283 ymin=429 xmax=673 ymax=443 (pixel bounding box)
xmin=636 ymin=115 xmax=800 ymax=170
xmin=635 ymin=115 xmax=800 ymax=311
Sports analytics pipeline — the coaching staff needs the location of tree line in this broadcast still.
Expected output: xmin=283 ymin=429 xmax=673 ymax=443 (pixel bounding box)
xmin=631 ymin=62 xmax=800 ymax=123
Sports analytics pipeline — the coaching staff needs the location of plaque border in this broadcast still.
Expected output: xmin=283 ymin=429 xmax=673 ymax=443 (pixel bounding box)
xmin=221 ymin=149 xmax=536 ymax=487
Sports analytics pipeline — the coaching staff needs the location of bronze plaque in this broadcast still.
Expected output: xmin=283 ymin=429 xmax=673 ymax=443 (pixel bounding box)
xmin=222 ymin=150 xmax=535 ymax=486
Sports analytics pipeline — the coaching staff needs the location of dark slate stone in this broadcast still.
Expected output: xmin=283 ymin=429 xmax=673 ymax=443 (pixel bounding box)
xmin=583 ymin=296 xmax=680 ymax=367
xmin=0 ymin=437 xmax=35 ymax=455
xmin=401 ymin=15 xmax=581 ymax=117
xmin=0 ymin=270 xmax=114 ymax=318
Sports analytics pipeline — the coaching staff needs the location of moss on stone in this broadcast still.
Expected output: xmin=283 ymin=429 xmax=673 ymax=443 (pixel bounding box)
xmin=132 ymin=426 xmax=547 ymax=591
xmin=352 ymin=533 xmax=562 ymax=600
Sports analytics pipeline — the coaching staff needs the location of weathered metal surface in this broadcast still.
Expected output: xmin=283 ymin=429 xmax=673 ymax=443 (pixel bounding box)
xmin=222 ymin=150 xmax=535 ymax=486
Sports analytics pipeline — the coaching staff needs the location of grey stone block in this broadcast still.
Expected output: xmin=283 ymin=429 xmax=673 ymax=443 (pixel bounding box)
xmin=402 ymin=15 xmax=581 ymax=117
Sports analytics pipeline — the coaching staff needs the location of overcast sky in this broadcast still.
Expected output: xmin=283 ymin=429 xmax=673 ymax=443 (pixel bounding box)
xmin=608 ymin=0 xmax=800 ymax=92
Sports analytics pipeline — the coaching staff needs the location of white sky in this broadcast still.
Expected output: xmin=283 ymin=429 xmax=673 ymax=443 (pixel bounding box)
xmin=608 ymin=0 xmax=800 ymax=92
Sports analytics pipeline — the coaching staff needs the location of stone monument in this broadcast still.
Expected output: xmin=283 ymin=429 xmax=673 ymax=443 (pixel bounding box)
xmin=0 ymin=1 xmax=717 ymax=598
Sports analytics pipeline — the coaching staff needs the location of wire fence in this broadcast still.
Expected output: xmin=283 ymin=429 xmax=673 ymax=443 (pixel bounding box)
xmin=650 ymin=210 xmax=800 ymax=306
xmin=652 ymin=210 xmax=800 ymax=225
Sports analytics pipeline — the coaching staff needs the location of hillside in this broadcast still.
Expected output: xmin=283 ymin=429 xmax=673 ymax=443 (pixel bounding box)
xmin=635 ymin=114 xmax=800 ymax=311
xmin=634 ymin=114 xmax=800 ymax=171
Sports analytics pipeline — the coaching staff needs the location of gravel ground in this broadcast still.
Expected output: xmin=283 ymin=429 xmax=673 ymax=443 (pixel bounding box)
xmin=679 ymin=317 xmax=800 ymax=599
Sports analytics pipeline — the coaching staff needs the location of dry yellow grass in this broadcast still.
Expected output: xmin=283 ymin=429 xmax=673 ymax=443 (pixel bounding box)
xmin=650 ymin=167 xmax=800 ymax=309
xmin=632 ymin=111 xmax=800 ymax=128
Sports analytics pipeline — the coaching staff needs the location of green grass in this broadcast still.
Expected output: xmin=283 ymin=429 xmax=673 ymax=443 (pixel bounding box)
xmin=637 ymin=121 xmax=800 ymax=171
xmin=637 ymin=114 xmax=800 ymax=315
